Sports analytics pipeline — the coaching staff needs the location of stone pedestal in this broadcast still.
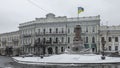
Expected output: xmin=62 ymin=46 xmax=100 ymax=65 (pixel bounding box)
xmin=67 ymin=25 xmax=92 ymax=54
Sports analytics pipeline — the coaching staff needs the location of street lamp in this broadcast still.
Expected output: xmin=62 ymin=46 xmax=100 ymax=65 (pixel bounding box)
xmin=101 ymin=39 xmax=106 ymax=60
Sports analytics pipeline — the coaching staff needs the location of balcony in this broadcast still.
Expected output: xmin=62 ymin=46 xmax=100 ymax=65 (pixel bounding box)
xmin=36 ymin=32 xmax=67 ymax=36
xmin=12 ymin=39 xmax=19 ymax=42
xmin=1 ymin=40 xmax=7 ymax=45
xmin=22 ymin=34 xmax=32 ymax=38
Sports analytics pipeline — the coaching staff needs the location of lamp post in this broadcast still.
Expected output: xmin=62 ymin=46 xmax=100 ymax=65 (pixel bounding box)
xmin=101 ymin=39 xmax=106 ymax=60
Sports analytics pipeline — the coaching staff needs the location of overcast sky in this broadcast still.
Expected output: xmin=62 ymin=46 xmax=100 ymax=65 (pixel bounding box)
xmin=0 ymin=0 xmax=120 ymax=33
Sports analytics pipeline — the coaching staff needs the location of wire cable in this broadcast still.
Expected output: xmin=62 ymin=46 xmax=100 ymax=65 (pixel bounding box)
xmin=27 ymin=0 xmax=48 ymax=13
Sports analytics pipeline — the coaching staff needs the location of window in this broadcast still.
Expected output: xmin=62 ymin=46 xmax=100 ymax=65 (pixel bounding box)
xmin=49 ymin=28 xmax=52 ymax=33
xmin=43 ymin=29 xmax=45 ymax=34
xmin=62 ymin=37 xmax=64 ymax=43
xmin=56 ymin=37 xmax=58 ymax=43
xmin=115 ymin=46 xmax=118 ymax=51
xmin=92 ymin=27 xmax=95 ymax=32
xmin=49 ymin=37 xmax=52 ymax=43
xmin=38 ymin=29 xmax=40 ymax=33
xmin=86 ymin=37 xmax=88 ymax=43
xmin=62 ymin=28 xmax=64 ymax=33
xmin=115 ymin=37 xmax=118 ymax=42
xmin=56 ymin=28 xmax=58 ymax=33
xmin=68 ymin=37 xmax=70 ymax=43
xmin=38 ymin=38 xmax=40 ymax=43
xmin=61 ymin=47 xmax=64 ymax=52
xmin=108 ymin=37 xmax=111 ymax=42
xmin=109 ymin=46 xmax=111 ymax=51
xmin=68 ymin=28 xmax=70 ymax=33
xmin=86 ymin=27 xmax=88 ymax=32
xmin=43 ymin=38 xmax=46 ymax=43
xmin=92 ymin=37 xmax=95 ymax=43
xmin=101 ymin=37 xmax=105 ymax=41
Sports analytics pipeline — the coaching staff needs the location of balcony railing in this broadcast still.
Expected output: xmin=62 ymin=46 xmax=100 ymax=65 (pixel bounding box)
xmin=12 ymin=39 xmax=19 ymax=42
xmin=22 ymin=34 xmax=32 ymax=38
xmin=36 ymin=32 xmax=67 ymax=36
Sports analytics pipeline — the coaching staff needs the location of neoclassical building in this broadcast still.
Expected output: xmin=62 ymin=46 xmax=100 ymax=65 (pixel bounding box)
xmin=100 ymin=25 xmax=120 ymax=53
xmin=1 ymin=13 xmax=120 ymax=56
xmin=0 ymin=31 xmax=20 ymax=56
xmin=19 ymin=13 xmax=100 ymax=55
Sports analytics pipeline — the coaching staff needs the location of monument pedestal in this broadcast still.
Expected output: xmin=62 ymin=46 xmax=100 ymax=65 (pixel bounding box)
xmin=66 ymin=25 xmax=92 ymax=54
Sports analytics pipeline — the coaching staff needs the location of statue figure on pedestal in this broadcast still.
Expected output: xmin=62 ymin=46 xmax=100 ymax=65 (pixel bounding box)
xmin=65 ymin=25 xmax=92 ymax=54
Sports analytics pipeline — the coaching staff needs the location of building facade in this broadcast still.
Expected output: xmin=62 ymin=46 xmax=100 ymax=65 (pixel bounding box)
xmin=0 ymin=31 xmax=20 ymax=56
xmin=100 ymin=26 xmax=120 ymax=53
xmin=19 ymin=13 xmax=100 ymax=55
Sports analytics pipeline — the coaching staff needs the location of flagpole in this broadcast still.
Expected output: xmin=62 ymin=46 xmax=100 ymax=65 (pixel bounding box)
xmin=77 ymin=7 xmax=79 ymax=21
xmin=77 ymin=7 xmax=84 ymax=21
xmin=78 ymin=13 xmax=79 ymax=22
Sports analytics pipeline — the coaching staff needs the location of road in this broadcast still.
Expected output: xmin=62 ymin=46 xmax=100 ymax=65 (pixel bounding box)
xmin=0 ymin=56 xmax=120 ymax=68
xmin=0 ymin=56 xmax=14 ymax=68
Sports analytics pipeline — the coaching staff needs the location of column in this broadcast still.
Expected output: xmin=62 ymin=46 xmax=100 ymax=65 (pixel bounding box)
xmin=112 ymin=36 xmax=115 ymax=51
xmin=118 ymin=36 xmax=120 ymax=51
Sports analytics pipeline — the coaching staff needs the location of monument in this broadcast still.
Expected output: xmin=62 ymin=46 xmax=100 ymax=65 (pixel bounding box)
xmin=66 ymin=25 xmax=92 ymax=54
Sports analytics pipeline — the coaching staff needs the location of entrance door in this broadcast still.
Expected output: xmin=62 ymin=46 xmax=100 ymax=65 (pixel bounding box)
xmin=48 ymin=47 xmax=53 ymax=54
xmin=92 ymin=48 xmax=95 ymax=52
xmin=55 ymin=47 xmax=58 ymax=54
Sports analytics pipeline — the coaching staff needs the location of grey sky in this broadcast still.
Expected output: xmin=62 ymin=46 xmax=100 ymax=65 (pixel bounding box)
xmin=0 ymin=0 xmax=120 ymax=33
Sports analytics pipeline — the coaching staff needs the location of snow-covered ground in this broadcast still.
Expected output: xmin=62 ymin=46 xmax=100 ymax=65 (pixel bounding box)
xmin=12 ymin=54 xmax=120 ymax=65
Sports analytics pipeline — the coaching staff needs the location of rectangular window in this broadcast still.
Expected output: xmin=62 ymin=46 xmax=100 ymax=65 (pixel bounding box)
xmin=56 ymin=28 xmax=58 ymax=33
xmin=92 ymin=27 xmax=95 ymax=32
xmin=62 ymin=28 xmax=64 ymax=33
xmin=92 ymin=37 xmax=95 ymax=43
xmin=86 ymin=27 xmax=88 ymax=32
xmin=108 ymin=37 xmax=111 ymax=42
xmin=86 ymin=37 xmax=88 ymax=43
xmin=101 ymin=37 xmax=104 ymax=41
xmin=68 ymin=28 xmax=70 ymax=33
xmin=109 ymin=46 xmax=111 ymax=51
xmin=115 ymin=37 xmax=118 ymax=42
xmin=115 ymin=46 xmax=118 ymax=51
xmin=43 ymin=29 xmax=45 ymax=34
xmin=62 ymin=37 xmax=64 ymax=43
xmin=49 ymin=28 xmax=52 ymax=33
xmin=68 ymin=37 xmax=70 ymax=43
xmin=38 ymin=29 xmax=40 ymax=33
xmin=38 ymin=38 xmax=40 ymax=43
xmin=56 ymin=37 xmax=58 ymax=43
